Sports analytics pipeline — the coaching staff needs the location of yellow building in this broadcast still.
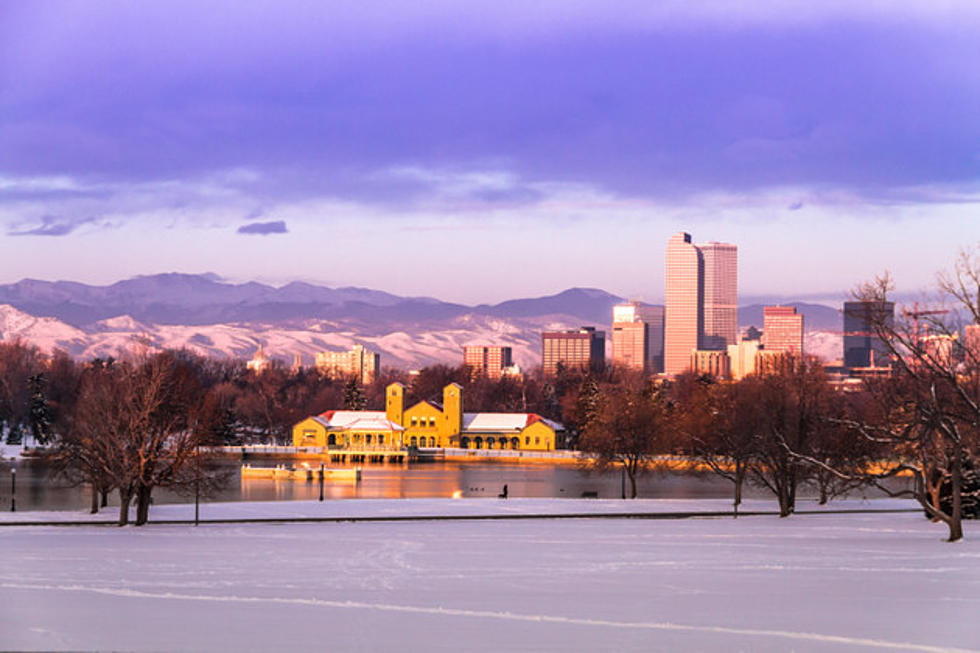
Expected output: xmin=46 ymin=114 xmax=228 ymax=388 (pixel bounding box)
xmin=292 ymin=382 xmax=562 ymax=451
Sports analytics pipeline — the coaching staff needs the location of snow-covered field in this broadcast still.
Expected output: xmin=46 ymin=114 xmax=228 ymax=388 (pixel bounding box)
xmin=1 ymin=499 xmax=976 ymax=651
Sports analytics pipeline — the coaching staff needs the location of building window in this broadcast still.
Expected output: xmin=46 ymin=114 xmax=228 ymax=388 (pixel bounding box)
xmin=410 ymin=436 xmax=418 ymax=446
xmin=535 ymin=437 xmax=540 ymax=445
xmin=366 ymin=434 xmax=372 ymax=445
xmin=525 ymin=437 xmax=530 ymax=445
xmin=429 ymin=417 xmax=436 ymax=427
xmin=378 ymin=434 xmax=385 ymax=444
xmin=411 ymin=417 xmax=418 ymax=426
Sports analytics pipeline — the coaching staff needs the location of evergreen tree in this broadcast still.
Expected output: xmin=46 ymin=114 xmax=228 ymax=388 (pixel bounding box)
xmin=27 ymin=373 xmax=52 ymax=445
xmin=573 ymin=372 xmax=600 ymax=448
xmin=343 ymin=378 xmax=366 ymax=411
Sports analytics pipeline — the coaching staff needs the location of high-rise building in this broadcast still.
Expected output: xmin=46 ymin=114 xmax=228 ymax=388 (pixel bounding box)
xmin=843 ymin=301 xmax=895 ymax=368
xmin=463 ymin=345 xmax=513 ymax=379
xmin=639 ymin=305 xmax=665 ymax=374
xmin=762 ymin=306 xmax=804 ymax=355
xmin=611 ymin=320 xmax=649 ymax=372
xmin=315 ymin=344 xmax=380 ymax=385
xmin=665 ymin=232 xmax=703 ymax=375
xmin=700 ymin=242 xmax=738 ymax=350
xmin=541 ymin=327 xmax=605 ymax=376
xmin=664 ymin=232 xmax=737 ymax=375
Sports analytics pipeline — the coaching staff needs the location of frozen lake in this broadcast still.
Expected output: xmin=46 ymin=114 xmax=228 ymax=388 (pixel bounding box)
xmin=0 ymin=500 xmax=976 ymax=652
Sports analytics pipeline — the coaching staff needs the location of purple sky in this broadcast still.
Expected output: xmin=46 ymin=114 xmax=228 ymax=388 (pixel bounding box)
xmin=1 ymin=1 xmax=978 ymax=304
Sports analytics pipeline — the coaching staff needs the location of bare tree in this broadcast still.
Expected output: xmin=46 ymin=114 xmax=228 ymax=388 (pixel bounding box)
xmin=579 ymin=377 xmax=672 ymax=498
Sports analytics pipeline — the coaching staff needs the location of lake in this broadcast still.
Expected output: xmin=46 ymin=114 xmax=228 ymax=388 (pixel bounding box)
xmin=0 ymin=455 xmax=906 ymax=512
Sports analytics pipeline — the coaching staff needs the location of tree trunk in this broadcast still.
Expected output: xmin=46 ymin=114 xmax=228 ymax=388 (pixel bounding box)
xmin=101 ymin=487 xmax=109 ymax=508
xmin=948 ymin=449 xmax=964 ymax=543
xmin=135 ymin=484 xmax=152 ymax=526
xmin=118 ymin=488 xmax=131 ymax=526
xmin=626 ymin=463 xmax=638 ymax=499
xmin=90 ymin=482 xmax=99 ymax=514
xmin=733 ymin=460 xmax=744 ymax=518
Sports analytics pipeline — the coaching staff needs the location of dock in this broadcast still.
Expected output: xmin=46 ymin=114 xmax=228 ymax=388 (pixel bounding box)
xmin=241 ymin=464 xmax=361 ymax=482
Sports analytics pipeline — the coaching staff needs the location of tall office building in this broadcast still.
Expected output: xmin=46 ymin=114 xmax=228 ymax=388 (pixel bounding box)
xmin=611 ymin=320 xmax=649 ymax=372
xmin=664 ymin=232 xmax=703 ymax=375
xmin=638 ymin=305 xmax=666 ymax=374
xmin=843 ymin=301 xmax=895 ymax=368
xmin=762 ymin=306 xmax=804 ymax=355
xmin=541 ymin=327 xmax=605 ymax=376
xmin=315 ymin=344 xmax=380 ymax=385
xmin=612 ymin=302 xmax=665 ymax=373
xmin=700 ymin=242 xmax=738 ymax=350
xmin=664 ymin=232 xmax=737 ymax=375
xmin=463 ymin=345 xmax=513 ymax=379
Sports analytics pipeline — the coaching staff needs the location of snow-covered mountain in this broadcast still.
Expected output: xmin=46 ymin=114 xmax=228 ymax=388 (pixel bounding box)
xmin=0 ymin=304 xmax=591 ymax=369
xmin=0 ymin=274 xmax=845 ymax=368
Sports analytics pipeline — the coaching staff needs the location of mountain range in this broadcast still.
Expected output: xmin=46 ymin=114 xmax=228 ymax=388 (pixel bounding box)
xmin=0 ymin=274 xmax=845 ymax=367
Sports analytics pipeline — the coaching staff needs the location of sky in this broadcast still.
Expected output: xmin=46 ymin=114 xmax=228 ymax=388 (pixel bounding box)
xmin=1 ymin=1 xmax=979 ymax=304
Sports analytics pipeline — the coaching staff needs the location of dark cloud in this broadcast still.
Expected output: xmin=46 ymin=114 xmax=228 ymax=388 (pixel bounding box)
xmin=1 ymin=4 xmax=978 ymax=208
xmin=8 ymin=216 xmax=94 ymax=236
xmin=237 ymin=220 xmax=288 ymax=235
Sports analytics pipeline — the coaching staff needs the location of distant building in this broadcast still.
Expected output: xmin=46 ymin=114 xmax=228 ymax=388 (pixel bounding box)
xmin=611 ymin=320 xmax=649 ymax=372
xmin=763 ymin=306 xmax=804 ymax=355
xmin=541 ymin=327 xmax=605 ymax=376
xmin=727 ymin=338 xmax=761 ymax=380
xmin=315 ymin=344 xmax=380 ymax=385
xmin=691 ymin=349 xmax=730 ymax=379
xmin=464 ymin=345 xmax=514 ymax=379
xmin=755 ymin=349 xmax=790 ymax=376
xmin=613 ymin=301 xmax=665 ymax=374
xmin=246 ymin=345 xmax=271 ymax=374
xmin=664 ymin=232 xmax=738 ymax=375
xmin=700 ymin=242 xmax=739 ymax=351
xmin=965 ymin=324 xmax=980 ymax=362
xmin=843 ymin=301 xmax=895 ymax=368
xmin=665 ymin=232 xmax=703 ymax=375
xmin=922 ymin=334 xmax=956 ymax=368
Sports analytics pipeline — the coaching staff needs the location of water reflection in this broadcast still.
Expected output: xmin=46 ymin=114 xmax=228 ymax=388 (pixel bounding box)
xmin=0 ymin=456 xmax=907 ymax=512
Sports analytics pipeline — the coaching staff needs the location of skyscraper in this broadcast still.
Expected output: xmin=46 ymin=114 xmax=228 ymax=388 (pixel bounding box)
xmin=611 ymin=318 xmax=648 ymax=372
xmin=664 ymin=232 xmax=737 ymax=375
xmin=664 ymin=232 xmax=703 ymax=375
xmin=762 ymin=306 xmax=804 ymax=355
xmin=700 ymin=242 xmax=738 ymax=350
xmin=843 ymin=301 xmax=895 ymax=368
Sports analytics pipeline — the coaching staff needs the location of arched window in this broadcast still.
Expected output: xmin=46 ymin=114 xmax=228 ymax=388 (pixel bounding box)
xmin=410 ymin=436 xmax=418 ymax=447
xmin=487 ymin=437 xmax=495 ymax=449
xmin=474 ymin=437 xmax=483 ymax=449
xmin=511 ymin=437 xmax=520 ymax=449
xmin=327 ymin=434 xmax=336 ymax=446
xmin=460 ymin=436 xmax=470 ymax=449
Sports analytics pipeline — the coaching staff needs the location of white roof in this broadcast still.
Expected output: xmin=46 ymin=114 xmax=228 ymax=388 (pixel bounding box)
xmin=462 ymin=412 xmax=563 ymax=433
xmin=309 ymin=410 xmax=561 ymax=433
xmin=313 ymin=411 xmax=404 ymax=431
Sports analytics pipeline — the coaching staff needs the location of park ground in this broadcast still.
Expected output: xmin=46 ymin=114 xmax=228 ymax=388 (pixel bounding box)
xmin=0 ymin=499 xmax=978 ymax=652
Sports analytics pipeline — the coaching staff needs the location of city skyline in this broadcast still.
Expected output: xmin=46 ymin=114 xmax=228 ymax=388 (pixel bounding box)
xmin=1 ymin=3 xmax=978 ymax=304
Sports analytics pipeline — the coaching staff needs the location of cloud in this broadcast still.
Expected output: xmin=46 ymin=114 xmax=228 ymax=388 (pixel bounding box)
xmin=7 ymin=215 xmax=96 ymax=236
xmin=788 ymin=201 xmax=804 ymax=211
xmin=237 ymin=220 xmax=288 ymax=235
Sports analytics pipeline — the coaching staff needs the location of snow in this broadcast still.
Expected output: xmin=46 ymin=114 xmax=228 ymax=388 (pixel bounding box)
xmin=1 ymin=499 xmax=977 ymax=651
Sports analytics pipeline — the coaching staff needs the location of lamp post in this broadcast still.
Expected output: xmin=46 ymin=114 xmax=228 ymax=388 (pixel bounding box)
xmin=319 ymin=462 xmax=325 ymax=501
xmin=10 ymin=467 xmax=16 ymax=512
